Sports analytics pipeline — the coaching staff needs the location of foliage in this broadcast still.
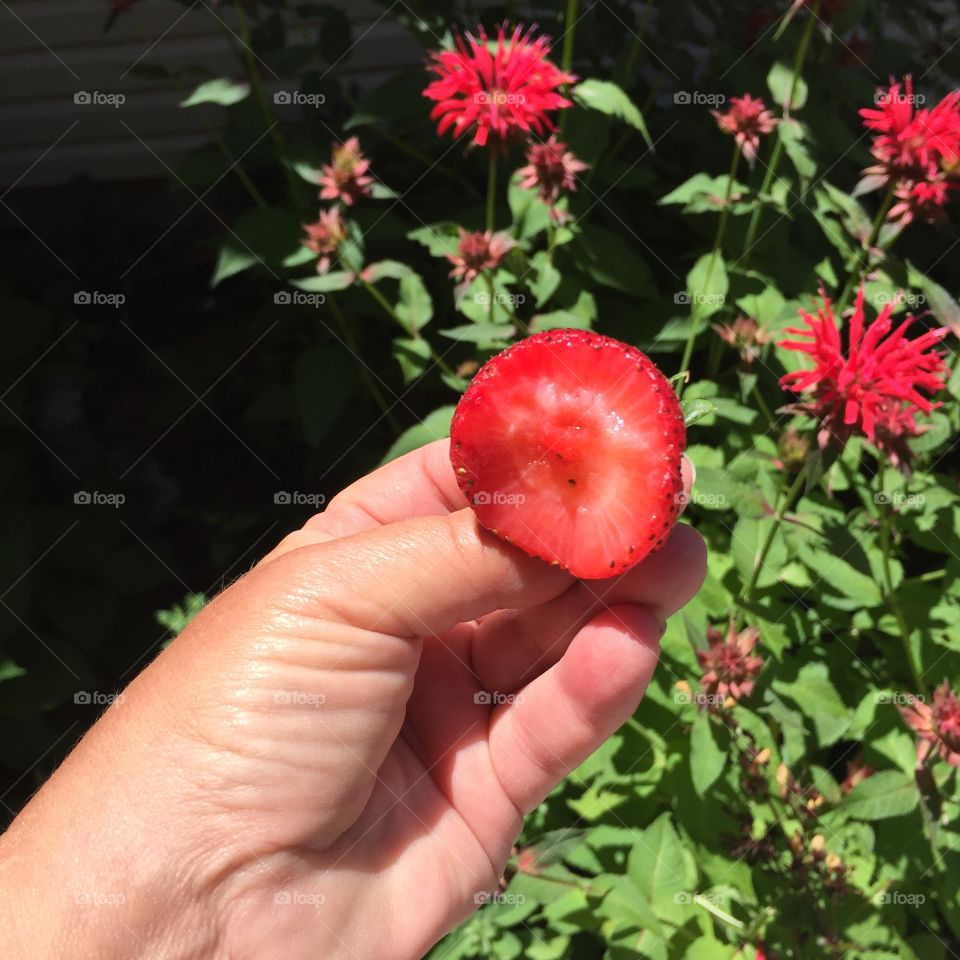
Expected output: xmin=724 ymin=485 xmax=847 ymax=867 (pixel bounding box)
xmin=4 ymin=0 xmax=960 ymax=957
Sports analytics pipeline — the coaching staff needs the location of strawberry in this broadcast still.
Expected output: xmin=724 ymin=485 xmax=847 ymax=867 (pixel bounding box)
xmin=450 ymin=329 xmax=686 ymax=579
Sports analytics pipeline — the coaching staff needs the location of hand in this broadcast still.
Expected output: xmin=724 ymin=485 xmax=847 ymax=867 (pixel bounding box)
xmin=0 ymin=440 xmax=706 ymax=960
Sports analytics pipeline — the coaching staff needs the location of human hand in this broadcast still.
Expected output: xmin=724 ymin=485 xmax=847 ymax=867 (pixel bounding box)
xmin=0 ymin=439 xmax=705 ymax=960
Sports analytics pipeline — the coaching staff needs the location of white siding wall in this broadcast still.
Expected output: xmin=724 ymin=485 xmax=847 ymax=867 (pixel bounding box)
xmin=0 ymin=0 xmax=423 ymax=185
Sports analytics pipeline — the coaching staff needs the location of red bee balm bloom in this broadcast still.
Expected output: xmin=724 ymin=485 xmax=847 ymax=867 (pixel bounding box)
xmin=712 ymin=94 xmax=777 ymax=166
xmin=447 ymin=228 xmax=515 ymax=285
xmin=423 ymin=25 xmax=575 ymax=148
xmin=899 ymin=682 xmax=960 ymax=768
xmin=318 ymin=137 xmax=373 ymax=206
xmin=696 ymin=623 xmax=764 ymax=704
xmin=303 ymin=207 xmax=347 ymax=274
xmin=517 ymin=135 xmax=588 ymax=210
xmin=779 ymin=287 xmax=948 ymax=464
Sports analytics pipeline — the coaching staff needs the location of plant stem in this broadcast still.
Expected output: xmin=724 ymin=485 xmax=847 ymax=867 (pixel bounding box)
xmin=876 ymin=472 xmax=926 ymax=695
xmin=836 ymin=182 xmax=896 ymax=314
xmin=736 ymin=467 xmax=806 ymax=627
xmin=741 ymin=1 xmax=818 ymax=267
xmin=676 ymin=144 xmax=740 ymax=398
xmin=486 ymin=152 xmax=498 ymax=232
xmin=559 ymin=0 xmax=579 ymax=132
xmin=326 ymin=296 xmax=400 ymax=431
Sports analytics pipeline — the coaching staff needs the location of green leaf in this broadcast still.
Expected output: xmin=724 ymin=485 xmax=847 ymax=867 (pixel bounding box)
xmin=690 ymin=713 xmax=726 ymax=797
xmin=572 ymin=79 xmax=653 ymax=149
xmin=362 ymin=260 xmax=413 ymax=283
xmin=682 ymin=398 xmax=717 ymax=428
xmin=907 ymin=262 xmax=960 ymax=336
xmin=773 ymin=663 xmax=850 ymax=747
xmin=685 ymin=253 xmax=728 ymax=320
xmin=395 ymin=274 xmax=433 ymax=333
xmin=381 ymin=406 xmax=456 ymax=464
xmin=778 ymin=119 xmax=816 ymax=181
xmin=181 ymin=77 xmax=250 ymax=108
xmin=408 ymin=222 xmax=460 ymax=258
xmin=292 ymin=272 xmax=354 ymax=292
xmin=438 ymin=322 xmax=515 ymax=344
xmin=530 ymin=250 xmax=561 ymax=307
xmin=155 ymin=593 xmax=207 ymax=636
xmin=530 ymin=310 xmax=591 ymax=332
xmin=841 ymin=770 xmax=920 ymax=820
xmin=732 ymin=515 xmax=787 ymax=590
xmin=392 ymin=337 xmax=432 ymax=384
xmin=211 ymin=207 xmax=302 ymax=287
xmin=627 ymin=813 xmax=692 ymax=908
xmin=767 ymin=61 xmax=807 ymax=112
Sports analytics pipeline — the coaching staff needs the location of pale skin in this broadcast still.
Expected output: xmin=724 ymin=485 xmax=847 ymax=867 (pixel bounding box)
xmin=0 ymin=439 xmax=705 ymax=960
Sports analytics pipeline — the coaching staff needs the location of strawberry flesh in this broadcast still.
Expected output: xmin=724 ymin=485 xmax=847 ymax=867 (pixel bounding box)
xmin=450 ymin=329 xmax=686 ymax=579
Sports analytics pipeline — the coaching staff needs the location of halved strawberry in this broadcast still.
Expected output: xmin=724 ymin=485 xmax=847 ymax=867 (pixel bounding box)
xmin=450 ymin=329 xmax=686 ymax=579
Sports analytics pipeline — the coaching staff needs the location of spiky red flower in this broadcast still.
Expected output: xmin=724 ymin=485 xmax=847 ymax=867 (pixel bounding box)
xmin=899 ymin=682 xmax=960 ymax=768
xmin=517 ymin=135 xmax=588 ymax=212
xmin=447 ymin=228 xmax=515 ymax=286
xmin=712 ymin=94 xmax=777 ymax=166
xmin=888 ymin=177 xmax=955 ymax=226
xmin=303 ymin=207 xmax=347 ymax=274
xmin=423 ymin=25 xmax=575 ymax=149
xmin=779 ymin=287 xmax=948 ymax=464
xmin=713 ymin=315 xmax=771 ymax=365
xmin=318 ymin=137 xmax=373 ymax=207
xmin=860 ymin=77 xmax=960 ymax=182
xmin=696 ymin=622 xmax=764 ymax=704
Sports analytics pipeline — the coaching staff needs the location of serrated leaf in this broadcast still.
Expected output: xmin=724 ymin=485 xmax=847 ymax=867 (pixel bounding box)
xmin=682 ymin=398 xmax=716 ymax=427
xmin=767 ymin=61 xmax=807 ymax=112
xmin=572 ymin=79 xmax=653 ymax=149
xmin=773 ymin=663 xmax=850 ymax=747
xmin=395 ymin=273 xmax=433 ymax=333
xmin=841 ymin=770 xmax=920 ymax=820
xmin=690 ymin=713 xmax=726 ymax=797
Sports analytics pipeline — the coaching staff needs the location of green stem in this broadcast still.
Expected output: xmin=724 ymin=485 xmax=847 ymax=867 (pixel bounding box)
xmin=677 ymin=144 xmax=740 ymax=398
xmin=327 ymin=296 xmax=400 ymax=432
xmin=877 ymin=472 xmax=926 ymax=695
xmin=486 ymin=152 xmax=498 ymax=232
xmin=836 ymin=182 xmax=897 ymax=314
xmin=741 ymin=1 xmax=818 ymax=267
xmin=736 ymin=467 xmax=806 ymax=627
xmin=231 ymin=1 xmax=306 ymax=211
xmin=752 ymin=383 xmax=778 ymax=431
xmin=559 ymin=0 xmax=579 ymax=133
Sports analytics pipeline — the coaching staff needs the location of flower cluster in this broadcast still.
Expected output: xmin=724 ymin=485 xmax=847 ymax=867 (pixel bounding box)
xmin=447 ymin=229 xmax=515 ymax=293
xmin=899 ymin=681 xmax=960 ymax=768
xmin=696 ymin=622 xmax=764 ymax=705
xmin=712 ymin=93 xmax=777 ymax=166
xmin=302 ymin=138 xmax=374 ymax=274
xmin=517 ymin=135 xmax=588 ymax=219
xmin=423 ymin=25 xmax=575 ymax=149
xmin=779 ymin=286 xmax=948 ymax=470
xmin=858 ymin=76 xmax=960 ymax=226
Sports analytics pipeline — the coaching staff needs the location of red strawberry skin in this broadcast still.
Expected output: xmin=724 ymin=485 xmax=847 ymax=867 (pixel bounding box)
xmin=449 ymin=329 xmax=686 ymax=579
